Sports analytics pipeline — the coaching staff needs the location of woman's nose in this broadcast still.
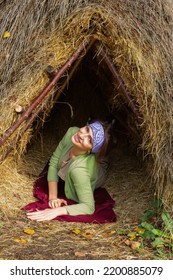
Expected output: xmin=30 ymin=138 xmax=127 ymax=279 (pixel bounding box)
xmin=80 ymin=132 xmax=89 ymax=138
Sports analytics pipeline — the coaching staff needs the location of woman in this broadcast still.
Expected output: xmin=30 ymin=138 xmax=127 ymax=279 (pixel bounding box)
xmin=27 ymin=120 xmax=111 ymax=221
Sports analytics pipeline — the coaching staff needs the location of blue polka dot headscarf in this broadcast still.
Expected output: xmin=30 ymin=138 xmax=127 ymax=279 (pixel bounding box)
xmin=89 ymin=121 xmax=105 ymax=153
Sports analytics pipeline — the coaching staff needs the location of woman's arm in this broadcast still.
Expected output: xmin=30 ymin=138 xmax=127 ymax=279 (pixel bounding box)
xmin=48 ymin=181 xmax=58 ymax=200
xmin=48 ymin=181 xmax=58 ymax=208
xmin=47 ymin=127 xmax=77 ymax=182
xmin=64 ymin=167 xmax=95 ymax=215
xmin=27 ymin=166 xmax=95 ymax=221
xmin=48 ymin=181 xmax=67 ymax=208
xmin=27 ymin=207 xmax=68 ymax=221
xmin=47 ymin=128 xmax=74 ymax=207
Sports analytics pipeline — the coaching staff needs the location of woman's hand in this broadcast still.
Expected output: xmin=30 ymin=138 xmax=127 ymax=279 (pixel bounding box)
xmin=48 ymin=198 xmax=67 ymax=208
xmin=27 ymin=207 xmax=68 ymax=221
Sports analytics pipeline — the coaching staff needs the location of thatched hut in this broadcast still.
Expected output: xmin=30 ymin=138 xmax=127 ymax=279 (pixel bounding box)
xmin=0 ymin=0 xmax=173 ymax=217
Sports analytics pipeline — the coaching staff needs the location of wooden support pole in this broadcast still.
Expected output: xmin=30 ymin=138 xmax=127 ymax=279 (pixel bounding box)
xmin=0 ymin=36 xmax=93 ymax=148
xmin=94 ymin=43 xmax=139 ymax=118
xmin=0 ymin=36 xmax=96 ymax=161
xmin=26 ymin=38 xmax=95 ymax=141
xmin=54 ymin=36 xmax=96 ymax=103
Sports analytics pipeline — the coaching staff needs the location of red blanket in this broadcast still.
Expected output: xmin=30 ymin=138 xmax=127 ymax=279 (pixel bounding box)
xmin=22 ymin=165 xmax=116 ymax=223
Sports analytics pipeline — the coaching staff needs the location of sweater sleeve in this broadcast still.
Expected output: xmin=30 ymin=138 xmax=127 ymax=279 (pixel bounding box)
xmin=47 ymin=128 xmax=72 ymax=182
xmin=64 ymin=167 xmax=95 ymax=216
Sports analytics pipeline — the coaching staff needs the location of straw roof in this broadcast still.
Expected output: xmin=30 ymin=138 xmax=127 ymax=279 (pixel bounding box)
xmin=0 ymin=0 xmax=173 ymax=211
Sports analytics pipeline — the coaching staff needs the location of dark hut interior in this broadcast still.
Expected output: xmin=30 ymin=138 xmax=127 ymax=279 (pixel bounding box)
xmin=30 ymin=42 xmax=140 ymax=162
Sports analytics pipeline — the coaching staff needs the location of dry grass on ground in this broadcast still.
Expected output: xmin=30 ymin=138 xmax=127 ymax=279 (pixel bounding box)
xmin=0 ymin=134 xmax=157 ymax=260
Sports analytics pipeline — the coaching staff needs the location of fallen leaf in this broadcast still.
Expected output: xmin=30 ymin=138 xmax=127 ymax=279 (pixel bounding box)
xmin=82 ymin=228 xmax=96 ymax=239
xmin=127 ymin=231 xmax=137 ymax=240
xmin=3 ymin=31 xmax=10 ymax=38
xmin=13 ymin=238 xmax=21 ymax=243
xmin=71 ymin=229 xmax=81 ymax=235
xmin=13 ymin=238 xmax=27 ymax=244
xmin=124 ymin=240 xmax=140 ymax=250
xmin=135 ymin=227 xmax=145 ymax=234
xmin=124 ymin=239 xmax=131 ymax=246
xmin=82 ymin=233 xmax=94 ymax=239
xmin=131 ymin=241 xmax=141 ymax=250
xmin=103 ymin=230 xmax=116 ymax=237
xmin=24 ymin=228 xmax=35 ymax=235
xmin=74 ymin=251 xmax=86 ymax=257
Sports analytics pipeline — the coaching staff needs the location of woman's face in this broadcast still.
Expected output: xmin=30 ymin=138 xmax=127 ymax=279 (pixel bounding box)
xmin=71 ymin=125 xmax=93 ymax=153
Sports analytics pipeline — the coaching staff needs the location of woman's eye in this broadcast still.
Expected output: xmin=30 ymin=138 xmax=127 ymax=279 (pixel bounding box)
xmin=89 ymin=137 xmax=92 ymax=144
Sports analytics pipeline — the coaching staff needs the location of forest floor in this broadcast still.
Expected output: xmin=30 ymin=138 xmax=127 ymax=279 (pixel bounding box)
xmin=0 ymin=146 xmax=168 ymax=260
xmin=0 ymin=107 xmax=172 ymax=260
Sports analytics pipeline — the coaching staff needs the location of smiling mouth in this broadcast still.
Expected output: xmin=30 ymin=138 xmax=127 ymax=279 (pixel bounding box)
xmin=74 ymin=133 xmax=80 ymax=143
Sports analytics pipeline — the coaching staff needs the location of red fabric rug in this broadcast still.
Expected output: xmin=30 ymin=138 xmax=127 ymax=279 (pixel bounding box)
xmin=22 ymin=165 xmax=117 ymax=223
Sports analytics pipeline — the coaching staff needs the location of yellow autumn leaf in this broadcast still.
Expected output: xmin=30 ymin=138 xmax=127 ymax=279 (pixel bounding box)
xmin=3 ymin=31 xmax=10 ymax=38
xmin=103 ymin=230 xmax=116 ymax=237
xmin=20 ymin=238 xmax=27 ymax=244
xmin=81 ymin=229 xmax=96 ymax=239
xmin=135 ymin=227 xmax=145 ymax=234
xmin=71 ymin=229 xmax=81 ymax=235
xmin=127 ymin=231 xmax=137 ymax=241
xmin=82 ymin=233 xmax=94 ymax=239
xmin=24 ymin=228 xmax=35 ymax=235
xmin=13 ymin=238 xmax=27 ymax=244
xmin=13 ymin=238 xmax=21 ymax=243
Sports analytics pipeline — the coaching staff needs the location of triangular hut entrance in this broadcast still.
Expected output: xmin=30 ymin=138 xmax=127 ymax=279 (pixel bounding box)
xmin=1 ymin=37 xmax=140 ymax=162
xmin=0 ymin=37 xmax=152 ymax=220
xmin=39 ymin=38 xmax=140 ymax=150
xmin=21 ymin=39 xmax=152 ymax=220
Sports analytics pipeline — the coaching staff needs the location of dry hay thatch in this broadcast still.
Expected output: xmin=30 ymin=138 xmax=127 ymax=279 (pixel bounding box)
xmin=0 ymin=0 xmax=173 ymax=219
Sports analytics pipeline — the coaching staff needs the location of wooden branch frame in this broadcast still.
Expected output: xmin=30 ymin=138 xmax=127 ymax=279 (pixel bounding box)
xmin=0 ymin=36 xmax=96 ymax=161
xmin=1 ymin=38 xmax=139 ymax=162
xmin=0 ymin=36 xmax=93 ymax=148
xmin=94 ymin=43 xmax=139 ymax=118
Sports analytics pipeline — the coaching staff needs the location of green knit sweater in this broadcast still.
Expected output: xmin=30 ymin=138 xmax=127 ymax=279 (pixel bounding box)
xmin=47 ymin=127 xmax=99 ymax=216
